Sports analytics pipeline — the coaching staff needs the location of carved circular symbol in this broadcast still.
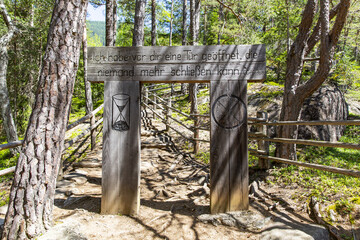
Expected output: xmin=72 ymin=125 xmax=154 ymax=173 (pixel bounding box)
xmin=212 ymin=94 xmax=246 ymax=129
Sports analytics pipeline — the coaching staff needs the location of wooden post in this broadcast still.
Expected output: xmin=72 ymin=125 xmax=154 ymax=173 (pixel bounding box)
xmin=165 ymin=98 xmax=171 ymax=132
xmin=257 ymin=111 xmax=270 ymax=169
xmin=153 ymin=94 xmax=157 ymax=119
xmin=210 ymin=80 xmax=248 ymax=213
xmin=193 ymin=116 xmax=200 ymax=154
xmin=102 ymin=81 xmax=141 ymax=215
xmin=145 ymin=87 xmax=149 ymax=104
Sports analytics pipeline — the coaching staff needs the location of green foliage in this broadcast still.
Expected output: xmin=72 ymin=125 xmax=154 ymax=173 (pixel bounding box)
xmin=0 ymin=191 xmax=9 ymax=207
xmin=271 ymin=124 xmax=360 ymax=212
xmin=330 ymin=53 xmax=360 ymax=88
xmin=196 ymin=151 xmax=210 ymax=164
xmin=0 ymin=148 xmax=18 ymax=170
xmin=87 ymin=21 xmax=105 ymax=46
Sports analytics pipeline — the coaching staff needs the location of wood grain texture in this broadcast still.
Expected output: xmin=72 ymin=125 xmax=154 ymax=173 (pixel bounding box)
xmin=102 ymin=81 xmax=141 ymax=215
xmin=210 ymin=80 xmax=249 ymax=213
xmin=87 ymin=45 xmax=266 ymax=83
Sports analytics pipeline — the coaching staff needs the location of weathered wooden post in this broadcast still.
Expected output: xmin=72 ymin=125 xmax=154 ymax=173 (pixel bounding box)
xmin=257 ymin=111 xmax=270 ymax=169
xmin=144 ymin=87 xmax=149 ymax=104
xmin=209 ymin=45 xmax=266 ymax=213
xmin=153 ymin=93 xmax=157 ymax=119
xmin=165 ymin=98 xmax=171 ymax=132
xmin=193 ymin=116 xmax=200 ymax=154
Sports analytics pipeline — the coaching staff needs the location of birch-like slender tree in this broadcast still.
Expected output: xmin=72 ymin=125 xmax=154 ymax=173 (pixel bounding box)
xmin=151 ymin=0 xmax=156 ymax=46
xmin=2 ymin=0 xmax=88 ymax=238
xmin=0 ymin=0 xmax=19 ymax=146
xmin=133 ymin=0 xmax=146 ymax=46
xmin=106 ymin=0 xmax=117 ymax=46
xmin=189 ymin=0 xmax=200 ymax=153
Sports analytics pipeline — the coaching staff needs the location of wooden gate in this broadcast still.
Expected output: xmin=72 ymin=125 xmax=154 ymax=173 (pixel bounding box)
xmin=88 ymin=45 xmax=266 ymax=215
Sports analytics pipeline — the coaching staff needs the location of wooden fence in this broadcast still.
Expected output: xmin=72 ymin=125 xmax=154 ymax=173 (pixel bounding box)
xmin=0 ymin=104 xmax=104 ymax=177
xmin=248 ymin=114 xmax=360 ymax=177
xmin=142 ymin=84 xmax=210 ymax=154
xmin=2 ymin=83 xmax=359 ymax=179
xmin=142 ymin=84 xmax=360 ymax=178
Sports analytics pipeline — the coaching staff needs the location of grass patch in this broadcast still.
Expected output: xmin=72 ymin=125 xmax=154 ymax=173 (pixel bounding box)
xmin=196 ymin=151 xmax=210 ymax=164
xmin=270 ymin=125 xmax=360 ymax=205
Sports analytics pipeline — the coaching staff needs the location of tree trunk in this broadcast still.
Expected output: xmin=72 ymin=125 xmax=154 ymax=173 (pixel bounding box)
xmin=106 ymin=0 xmax=116 ymax=46
xmin=181 ymin=0 xmax=187 ymax=94
xmin=1 ymin=0 xmax=88 ymax=239
xmin=83 ymin=23 xmax=95 ymax=150
xmin=277 ymin=0 xmax=350 ymax=160
xmin=189 ymin=0 xmax=200 ymax=153
xmin=182 ymin=0 xmax=187 ymax=46
xmin=151 ymin=0 xmax=156 ymax=46
xmin=203 ymin=6 xmax=207 ymax=45
xmin=217 ymin=5 xmax=223 ymax=45
xmin=169 ymin=0 xmax=173 ymax=46
xmin=0 ymin=0 xmax=19 ymax=145
xmin=133 ymin=0 xmax=147 ymax=46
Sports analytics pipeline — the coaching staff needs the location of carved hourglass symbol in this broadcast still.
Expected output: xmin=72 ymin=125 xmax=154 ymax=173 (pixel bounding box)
xmin=112 ymin=94 xmax=130 ymax=131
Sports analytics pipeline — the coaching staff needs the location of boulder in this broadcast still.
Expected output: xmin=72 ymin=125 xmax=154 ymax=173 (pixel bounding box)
xmin=248 ymin=84 xmax=349 ymax=141
xmin=299 ymin=86 xmax=348 ymax=142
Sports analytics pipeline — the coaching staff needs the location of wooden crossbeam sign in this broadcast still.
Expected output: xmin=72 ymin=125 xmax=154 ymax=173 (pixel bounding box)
xmin=88 ymin=45 xmax=265 ymax=83
xmin=87 ymin=45 xmax=266 ymax=215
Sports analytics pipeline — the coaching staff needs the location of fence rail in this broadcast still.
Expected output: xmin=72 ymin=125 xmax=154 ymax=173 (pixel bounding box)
xmin=142 ymin=85 xmax=360 ymax=178
xmin=249 ymin=111 xmax=360 ymax=177
xmin=0 ymin=104 xmax=105 ymax=177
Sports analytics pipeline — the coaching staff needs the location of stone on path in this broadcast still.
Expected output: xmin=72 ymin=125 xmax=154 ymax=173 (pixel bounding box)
xmin=198 ymin=211 xmax=330 ymax=240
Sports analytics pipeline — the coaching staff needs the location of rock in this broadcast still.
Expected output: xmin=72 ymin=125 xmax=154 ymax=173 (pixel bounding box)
xmin=0 ymin=205 xmax=8 ymax=215
xmin=74 ymin=169 xmax=88 ymax=175
xmin=198 ymin=211 xmax=270 ymax=230
xmin=37 ymin=220 xmax=87 ymax=240
xmin=260 ymin=224 xmax=329 ymax=240
xmin=299 ymin=86 xmax=348 ymax=142
xmin=56 ymin=180 xmax=76 ymax=189
xmin=63 ymin=196 xmax=89 ymax=207
xmin=347 ymin=98 xmax=360 ymax=115
xmin=248 ymin=84 xmax=349 ymax=141
xmin=329 ymin=209 xmax=337 ymax=222
xmin=63 ymin=173 xmax=88 ymax=185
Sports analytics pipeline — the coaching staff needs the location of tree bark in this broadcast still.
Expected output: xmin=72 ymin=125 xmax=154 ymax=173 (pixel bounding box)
xmin=133 ymin=0 xmax=147 ymax=46
xmin=182 ymin=0 xmax=187 ymax=46
xmin=106 ymin=0 xmax=116 ymax=46
xmin=217 ymin=5 xmax=223 ymax=45
xmin=83 ymin=23 xmax=95 ymax=150
xmin=0 ymin=0 xmax=19 ymax=145
xmin=189 ymin=0 xmax=200 ymax=153
xmin=181 ymin=0 xmax=187 ymax=94
xmin=277 ymin=0 xmax=350 ymax=160
xmin=151 ymin=0 xmax=156 ymax=46
xmin=169 ymin=0 xmax=173 ymax=46
xmin=2 ymin=0 xmax=88 ymax=239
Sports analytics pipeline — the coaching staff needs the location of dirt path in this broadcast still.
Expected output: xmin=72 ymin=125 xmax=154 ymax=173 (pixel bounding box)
xmin=31 ymin=117 xmax=331 ymax=240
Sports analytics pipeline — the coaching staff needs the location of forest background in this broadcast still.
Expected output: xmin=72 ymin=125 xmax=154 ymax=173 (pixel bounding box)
xmin=0 ymin=0 xmax=359 ymax=146
xmin=0 ymin=0 xmax=360 ymax=238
